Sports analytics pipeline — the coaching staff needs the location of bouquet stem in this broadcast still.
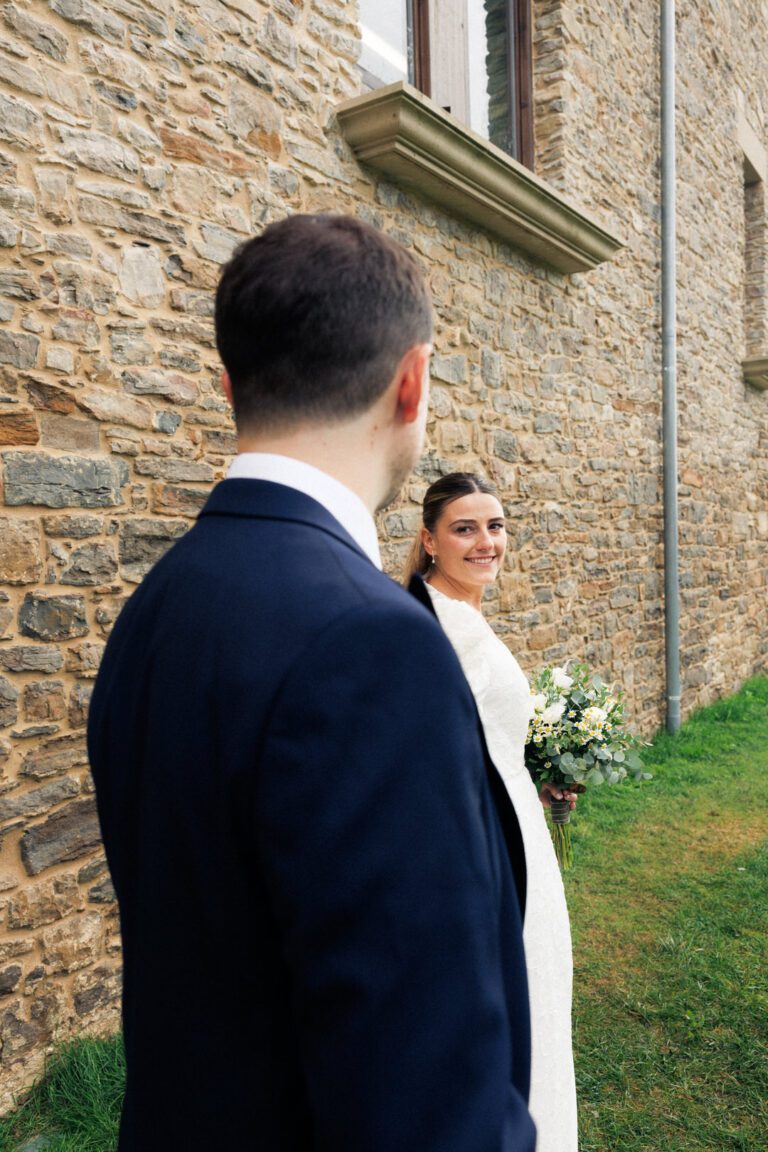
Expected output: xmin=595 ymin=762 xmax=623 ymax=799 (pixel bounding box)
xmin=548 ymin=797 xmax=573 ymax=871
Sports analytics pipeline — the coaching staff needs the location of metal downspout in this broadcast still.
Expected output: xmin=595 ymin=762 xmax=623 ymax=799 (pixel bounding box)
xmin=661 ymin=0 xmax=681 ymax=732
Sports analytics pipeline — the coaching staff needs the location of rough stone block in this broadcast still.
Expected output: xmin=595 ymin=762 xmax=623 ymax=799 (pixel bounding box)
xmin=134 ymin=457 xmax=214 ymax=482
xmin=35 ymin=167 xmax=72 ymax=224
xmin=3 ymin=452 xmax=128 ymax=508
xmin=22 ymin=681 xmax=67 ymax=723
xmin=87 ymin=877 xmax=115 ymax=904
xmin=0 ymin=91 xmax=43 ymax=150
xmin=20 ymin=733 xmax=89 ymax=781
xmin=0 ymin=675 xmax=19 ymax=729
xmin=51 ymin=311 xmax=100 ymax=350
xmin=0 ymin=646 xmax=63 ymax=674
xmin=494 ymin=430 xmax=520 ymax=463
xmin=19 ymin=592 xmax=88 ymax=641
xmin=0 ymin=965 xmax=22 ymax=996
xmin=68 ymin=682 xmax=93 ymax=728
xmin=46 ymin=346 xmax=75 ymax=373
xmin=0 ymin=269 xmax=40 ymax=299
xmin=25 ymin=380 xmax=79 ymax=414
xmin=0 ymin=410 xmax=39 ymax=446
xmin=119 ymin=517 xmax=188 ymax=581
xmin=60 ymin=542 xmax=118 ymax=587
xmin=119 ymin=244 xmax=165 ymax=308
xmin=228 ymin=83 xmax=282 ymax=157
xmin=78 ymin=36 xmax=153 ymax=91
xmin=77 ymin=193 xmax=187 ymax=246
xmin=20 ymin=798 xmax=101 ymax=876
xmin=431 ymin=354 xmax=468 ymax=385
xmin=55 ymin=126 xmax=138 ymax=180
xmin=79 ymin=387 xmax=154 ymax=429
xmin=0 ymin=997 xmax=50 ymax=1062
xmin=0 ymin=517 xmax=43 ymax=584
xmin=73 ymin=963 xmax=121 ymax=1017
xmin=2 ymin=4 xmax=70 ymax=61
xmin=0 ymin=210 xmax=19 ymax=247
xmin=42 ymin=514 xmax=103 ymax=539
xmin=0 ymin=775 xmax=79 ymax=825
xmin=150 ymin=483 xmax=207 ymax=517
xmin=0 ymin=329 xmax=39 ymax=368
xmin=122 ymin=369 xmax=199 ymax=405
xmin=0 ymin=604 xmax=12 ymax=639
xmin=49 ymin=0 xmax=125 ymax=44
xmin=160 ymin=122 xmax=255 ymax=177
xmin=45 ymin=70 xmax=92 ymax=118
xmin=64 ymin=641 xmax=105 ymax=678
xmin=40 ymin=414 xmax=101 ymax=452
xmin=41 ymin=911 xmax=103 ymax=973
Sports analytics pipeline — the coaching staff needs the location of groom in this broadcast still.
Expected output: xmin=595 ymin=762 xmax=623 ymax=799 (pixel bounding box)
xmin=88 ymin=214 xmax=536 ymax=1151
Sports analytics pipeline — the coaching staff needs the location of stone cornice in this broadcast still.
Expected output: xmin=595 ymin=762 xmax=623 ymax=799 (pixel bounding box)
xmin=743 ymin=355 xmax=768 ymax=390
xmin=335 ymin=82 xmax=624 ymax=275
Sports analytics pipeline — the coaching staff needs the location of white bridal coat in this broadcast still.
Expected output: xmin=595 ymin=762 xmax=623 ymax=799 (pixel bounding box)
xmin=426 ymin=585 xmax=578 ymax=1152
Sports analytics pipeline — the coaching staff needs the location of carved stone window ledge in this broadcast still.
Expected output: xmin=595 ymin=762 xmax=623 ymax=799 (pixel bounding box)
xmin=335 ymin=82 xmax=624 ymax=275
xmin=743 ymin=356 xmax=768 ymax=390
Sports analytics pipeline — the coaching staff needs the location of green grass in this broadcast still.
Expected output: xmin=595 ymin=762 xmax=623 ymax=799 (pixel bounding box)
xmin=1 ymin=677 xmax=767 ymax=1151
xmin=0 ymin=1035 xmax=124 ymax=1152
xmin=567 ymin=675 xmax=768 ymax=1151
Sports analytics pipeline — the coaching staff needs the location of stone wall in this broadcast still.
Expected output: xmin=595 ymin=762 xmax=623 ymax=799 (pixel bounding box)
xmin=0 ymin=0 xmax=767 ymax=1111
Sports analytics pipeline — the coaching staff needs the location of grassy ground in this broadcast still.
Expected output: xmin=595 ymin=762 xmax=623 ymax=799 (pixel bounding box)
xmin=1 ymin=676 xmax=766 ymax=1151
xmin=0 ymin=1034 xmax=124 ymax=1152
xmin=567 ymin=675 xmax=768 ymax=1151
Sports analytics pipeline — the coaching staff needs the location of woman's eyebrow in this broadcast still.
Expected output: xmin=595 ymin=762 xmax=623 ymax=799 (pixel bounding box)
xmin=448 ymin=517 xmax=505 ymax=527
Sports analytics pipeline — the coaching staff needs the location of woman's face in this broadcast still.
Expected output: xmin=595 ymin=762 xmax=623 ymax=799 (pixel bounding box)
xmin=422 ymin=492 xmax=507 ymax=592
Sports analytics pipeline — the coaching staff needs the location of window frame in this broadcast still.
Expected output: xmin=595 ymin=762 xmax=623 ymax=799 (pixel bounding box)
xmin=406 ymin=0 xmax=533 ymax=169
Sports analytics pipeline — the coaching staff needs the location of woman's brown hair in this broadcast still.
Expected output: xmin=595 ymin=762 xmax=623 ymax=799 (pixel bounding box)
xmin=403 ymin=472 xmax=499 ymax=583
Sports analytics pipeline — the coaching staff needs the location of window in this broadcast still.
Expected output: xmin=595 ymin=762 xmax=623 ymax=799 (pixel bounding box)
xmin=359 ymin=0 xmax=534 ymax=169
xmin=744 ymin=156 xmax=765 ymax=358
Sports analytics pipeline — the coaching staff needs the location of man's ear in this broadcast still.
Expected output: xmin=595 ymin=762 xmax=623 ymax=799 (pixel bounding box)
xmin=221 ymin=369 xmax=234 ymax=408
xmin=396 ymin=343 xmax=432 ymax=424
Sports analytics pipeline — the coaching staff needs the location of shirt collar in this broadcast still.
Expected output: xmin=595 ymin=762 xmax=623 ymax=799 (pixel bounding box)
xmin=226 ymin=453 xmax=382 ymax=569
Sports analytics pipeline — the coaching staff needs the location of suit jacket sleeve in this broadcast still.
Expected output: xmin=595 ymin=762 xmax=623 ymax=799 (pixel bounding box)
xmin=257 ymin=601 xmax=536 ymax=1152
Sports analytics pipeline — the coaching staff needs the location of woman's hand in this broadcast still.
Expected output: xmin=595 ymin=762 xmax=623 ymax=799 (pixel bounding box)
xmin=538 ymin=781 xmax=578 ymax=810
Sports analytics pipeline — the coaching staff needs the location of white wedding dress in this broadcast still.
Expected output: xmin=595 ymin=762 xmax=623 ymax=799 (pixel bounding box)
xmin=427 ymin=585 xmax=578 ymax=1152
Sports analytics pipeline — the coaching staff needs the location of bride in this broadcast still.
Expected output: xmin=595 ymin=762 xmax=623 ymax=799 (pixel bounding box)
xmin=405 ymin=472 xmax=578 ymax=1152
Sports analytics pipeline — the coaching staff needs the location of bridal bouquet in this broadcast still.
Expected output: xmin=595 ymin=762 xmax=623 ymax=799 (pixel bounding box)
xmin=525 ymin=663 xmax=649 ymax=869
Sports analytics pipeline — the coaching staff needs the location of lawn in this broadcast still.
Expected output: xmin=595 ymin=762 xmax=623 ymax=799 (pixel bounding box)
xmin=567 ymin=675 xmax=768 ymax=1151
xmin=1 ymin=676 xmax=767 ymax=1152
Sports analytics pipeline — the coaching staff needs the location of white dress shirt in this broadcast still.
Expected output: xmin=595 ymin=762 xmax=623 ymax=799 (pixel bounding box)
xmin=227 ymin=452 xmax=382 ymax=569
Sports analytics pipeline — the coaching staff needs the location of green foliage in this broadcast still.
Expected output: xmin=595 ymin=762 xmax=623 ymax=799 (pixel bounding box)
xmin=526 ymin=661 xmax=649 ymax=790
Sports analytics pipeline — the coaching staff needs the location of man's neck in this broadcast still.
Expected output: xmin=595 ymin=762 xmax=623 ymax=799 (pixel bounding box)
xmin=236 ymin=424 xmax=384 ymax=516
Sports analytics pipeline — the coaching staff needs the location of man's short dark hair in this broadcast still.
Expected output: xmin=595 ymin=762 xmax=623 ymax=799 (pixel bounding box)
xmin=215 ymin=214 xmax=433 ymax=431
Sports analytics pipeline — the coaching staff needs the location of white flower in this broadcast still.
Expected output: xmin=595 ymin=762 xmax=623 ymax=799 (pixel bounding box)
xmin=584 ymin=706 xmax=607 ymax=725
xmin=552 ymin=667 xmax=574 ymax=690
xmin=530 ymin=692 xmax=547 ymax=713
xmin=541 ymin=701 xmax=566 ymax=725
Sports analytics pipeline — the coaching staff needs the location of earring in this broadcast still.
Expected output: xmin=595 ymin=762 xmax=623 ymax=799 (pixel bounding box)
xmin=431 ymin=554 xmax=436 ymax=566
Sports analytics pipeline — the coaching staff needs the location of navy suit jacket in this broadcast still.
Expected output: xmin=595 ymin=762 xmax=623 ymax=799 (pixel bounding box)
xmin=88 ymin=479 xmax=536 ymax=1151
